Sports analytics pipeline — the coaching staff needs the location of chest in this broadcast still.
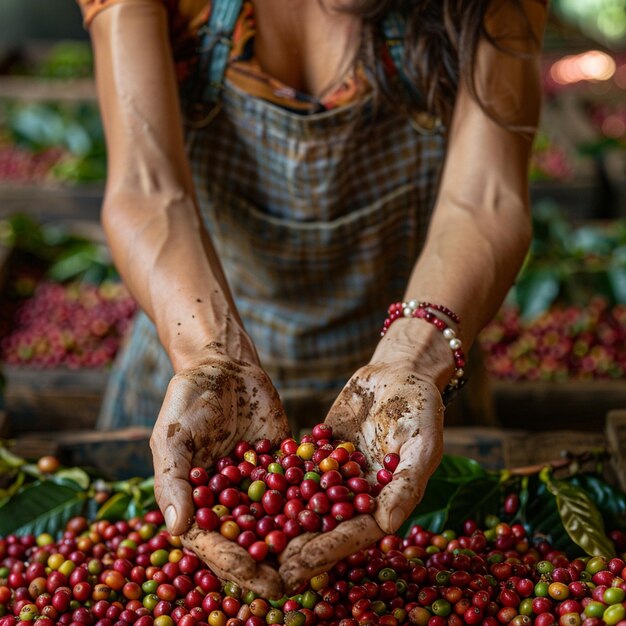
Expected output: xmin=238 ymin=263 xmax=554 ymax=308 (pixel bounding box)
xmin=250 ymin=0 xmax=362 ymax=97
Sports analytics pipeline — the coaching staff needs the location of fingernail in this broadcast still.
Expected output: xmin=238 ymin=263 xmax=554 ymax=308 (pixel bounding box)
xmin=389 ymin=508 xmax=405 ymax=532
xmin=164 ymin=505 xmax=178 ymax=531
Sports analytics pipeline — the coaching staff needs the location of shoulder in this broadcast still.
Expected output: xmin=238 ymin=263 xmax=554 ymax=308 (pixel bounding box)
xmin=78 ymin=0 xmax=209 ymax=31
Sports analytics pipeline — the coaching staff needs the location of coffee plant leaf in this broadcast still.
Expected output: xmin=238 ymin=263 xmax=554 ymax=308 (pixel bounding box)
xmin=0 ymin=470 xmax=25 ymax=501
xmin=400 ymin=478 xmax=463 ymax=536
xmin=446 ymin=476 xmax=501 ymax=532
xmin=522 ymin=479 xmax=574 ymax=554
xmin=0 ymin=481 xmax=85 ymax=537
xmin=569 ymin=474 xmax=626 ymax=532
xmin=547 ymin=478 xmax=616 ymax=557
xmin=0 ymin=445 xmax=26 ymax=472
xmin=514 ymin=268 xmax=560 ymax=320
xmin=432 ymin=455 xmax=488 ymax=482
xmin=608 ymin=267 xmax=626 ymax=304
xmin=96 ymin=492 xmax=131 ymax=521
xmin=51 ymin=467 xmax=91 ymax=491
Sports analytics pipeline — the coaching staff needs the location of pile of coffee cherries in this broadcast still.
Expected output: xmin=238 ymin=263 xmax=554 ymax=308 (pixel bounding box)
xmin=2 ymin=506 xmax=626 ymax=626
xmin=189 ymin=426 xmax=397 ymax=561
xmin=0 ymin=143 xmax=65 ymax=184
xmin=1 ymin=280 xmax=136 ymax=369
xmin=480 ymin=301 xmax=626 ymax=381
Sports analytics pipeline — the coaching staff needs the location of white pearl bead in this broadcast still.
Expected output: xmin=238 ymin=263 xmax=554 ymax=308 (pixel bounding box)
xmin=456 ymin=369 xmax=464 ymax=378
xmin=449 ymin=378 xmax=458 ymax=387
xmin=408 ymin=299 xmax=418 ymax=309
xmin=403 ymin=307 xmax=412 ymax=318
xmin=449 ymin=338 xmax=462 ymax=350
xmin=443 ymin=328 xmax=455 ymax=340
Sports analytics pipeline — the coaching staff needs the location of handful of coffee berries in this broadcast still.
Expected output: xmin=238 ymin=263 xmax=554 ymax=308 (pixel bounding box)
xmin=188 ymin=424 xmax=400 ymax=561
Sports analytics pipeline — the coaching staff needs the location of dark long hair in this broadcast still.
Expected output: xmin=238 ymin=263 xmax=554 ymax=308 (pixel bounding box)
xmin=341 ymin=0 xmax=536 ymax=126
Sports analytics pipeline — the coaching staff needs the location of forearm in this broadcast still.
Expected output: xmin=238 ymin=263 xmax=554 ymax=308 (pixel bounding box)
xmin=372 ymin=0 xmax=546 ymax=390
xmin=406 ymin=183 xmax=532 ymax=348
xmin=91 ymin=1 xmax=253 ymax=370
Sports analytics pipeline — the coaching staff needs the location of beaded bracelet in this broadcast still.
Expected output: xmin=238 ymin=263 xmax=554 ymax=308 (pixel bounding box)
xmin=380 ymin=300 xmax=467 ymax=401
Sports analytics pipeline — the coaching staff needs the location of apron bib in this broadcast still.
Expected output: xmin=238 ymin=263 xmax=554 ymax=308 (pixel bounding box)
xmin=98 ymin=2 xmax=446 ymax=430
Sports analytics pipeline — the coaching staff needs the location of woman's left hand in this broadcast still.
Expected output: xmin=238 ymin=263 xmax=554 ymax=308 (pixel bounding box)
xmin=279 ymin=354 xmax=445 ymax=592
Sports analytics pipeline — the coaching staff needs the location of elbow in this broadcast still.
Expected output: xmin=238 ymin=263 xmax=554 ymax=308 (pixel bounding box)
xmin=101 ymin=187 xmax=131 ymax=242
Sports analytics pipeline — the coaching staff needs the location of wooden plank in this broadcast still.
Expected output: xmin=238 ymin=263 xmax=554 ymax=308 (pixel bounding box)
xmin=3 ymin=366 xmax=109 ymax=433
xmin=503 ymin=430 xmax=608 ymax=469
xmin=0 ymin=184 xmax=103 ymax=223
xmin=493 ymin=380 xmax=626 ymax=432
xmin=0 ymin=76 xmax=97 ymax=102
xmin=15 ymin=427 xmax=152 ymax=480
xmin=605 ymin=410 xmax=626 ymax=492
xmin=443 ymin=427 xmax=512 ymax=469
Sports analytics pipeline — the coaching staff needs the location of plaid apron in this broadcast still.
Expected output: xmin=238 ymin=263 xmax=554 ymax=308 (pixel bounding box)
xmin=98 ymin=2 xmax=447 ymax=430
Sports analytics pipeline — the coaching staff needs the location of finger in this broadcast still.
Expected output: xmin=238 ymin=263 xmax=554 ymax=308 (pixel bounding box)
xmin=183 ymin=525 xmax=284 ymax=599
xmin=242 ymin=381 xmax=291 ymax=447
xmin=374 ymin=408 xmax=444 ymax=533
xmin=277 ymin=533 xmax=318 ymax=566
xmin=151 ymin=380 xmax=198 ymax=536
xmin=279 ymin=516 xmax=384 ymax=593
xmin=323 ymin=381 xmax=375 ymax=451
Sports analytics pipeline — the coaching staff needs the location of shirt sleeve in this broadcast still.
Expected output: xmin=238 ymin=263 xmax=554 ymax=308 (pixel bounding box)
xmin=76 ymin=0 xmax=156 ymax=27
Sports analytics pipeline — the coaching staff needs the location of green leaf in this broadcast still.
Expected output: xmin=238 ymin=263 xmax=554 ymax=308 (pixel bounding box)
xmin=546 ymin=478 xmax=616 ymax=557
xmin=513 ymin=268 xmax=560 ymax=319
xmin=51 ymin=468 xmax=91 ymax=491
xmin=432 ymin=455 xmax=488 ymax=482
xmin=561 ymin=270 xmax=615 ymax=307
xmin=0 ymin=471 xmax=25 ymax=500
xmin=0 ymin=481 xmax=86 ymax=537
xmin=522 ymin=479 xmax=574 ymax=553
xmin=0 ymin=446 xmax=25 ymax=472
xmin=446 ymin=476 xmax=501 ymax=532
xmin=399 ymin=478 xmax=463 ymax=536
xmin=569 ymin=475 xmax=626 ymax=534
xmin=400 ymin=456 xmax=493 ymax=536
xmin=96 ymin=492 xmax=131 ymax=521
xmin=608 ymin=268 xmax=626 ymax=305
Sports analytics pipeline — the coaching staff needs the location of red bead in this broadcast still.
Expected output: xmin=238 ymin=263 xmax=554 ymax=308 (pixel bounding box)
xmin=433 ymin=318 xmax=446 ymax=330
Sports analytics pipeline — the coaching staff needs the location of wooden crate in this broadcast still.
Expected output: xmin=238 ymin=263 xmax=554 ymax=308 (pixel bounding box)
xmin=0 ymin=184 xmax=103 ymax=223
xmin=0 ymin=240 xmax=111 ymax=435
xmin=9 ymin=414 xmax=625 ymax=482
xmin=0 ymin=76 xmax=97 ymax=103
xmin=492 ymin=379 xmax=626 ymax=432
xmin=445 ymin=410 xmax=626 ymax=483
xmin=13 ymin=427 xmax=152 ymax=480
xmin=3 ymin=366 xmax=109 ymax=434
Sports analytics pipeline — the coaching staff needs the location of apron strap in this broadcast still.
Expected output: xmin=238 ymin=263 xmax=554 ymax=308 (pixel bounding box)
xmin=380 ymin=10 xmax=424 ymax=107
xmin=197 ymin=0 xmax=245 ymax=103
xmin=381 ymin=10 xmax=443 ymax=133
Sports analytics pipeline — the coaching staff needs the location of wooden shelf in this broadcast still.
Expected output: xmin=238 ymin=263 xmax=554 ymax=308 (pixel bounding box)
xmin=0 ymin=183 xmax=104 ymax=224
xmin=492 ymin=379 xmax=626 ymax=432
xmin=0 ymin=76 xmax=97 ymax=102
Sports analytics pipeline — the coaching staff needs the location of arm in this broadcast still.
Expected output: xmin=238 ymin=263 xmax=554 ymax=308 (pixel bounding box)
xmin=393 ymin=0 xmax=547 ymax=369
xmin=89 ymin=2 xmax=289 ymax=597
xmin=280 ymin=0 xmax=548 ymax=591
xmin=90 ymin=0 xmax=252 ymax=370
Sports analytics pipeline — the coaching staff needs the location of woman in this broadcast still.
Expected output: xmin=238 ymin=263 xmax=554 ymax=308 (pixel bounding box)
xmin=79 ymin=0 xmax=547 ymax=597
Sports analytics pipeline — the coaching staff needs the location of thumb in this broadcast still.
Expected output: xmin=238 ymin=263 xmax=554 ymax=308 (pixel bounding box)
xmin=150 ymin=389 xmax=196 ymax=535
xmin=151 ymin=427 xmax=195 ymax=535
xmin=374 ymin=429 xmax=443 ymax=533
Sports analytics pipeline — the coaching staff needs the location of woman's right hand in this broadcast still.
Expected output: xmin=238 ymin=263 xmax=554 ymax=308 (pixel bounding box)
xmin=150 ymin=342 xmax=290 ymax=598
